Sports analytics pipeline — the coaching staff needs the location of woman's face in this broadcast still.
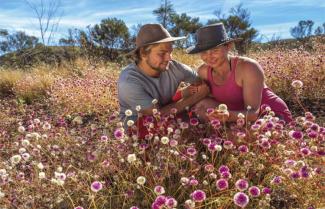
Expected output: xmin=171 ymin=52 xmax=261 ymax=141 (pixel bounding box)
xmin=199 ymin=44 xmax=229 ymax=67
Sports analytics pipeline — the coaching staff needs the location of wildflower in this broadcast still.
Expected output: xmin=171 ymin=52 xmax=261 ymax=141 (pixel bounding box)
xmin=223 ymin=140 xmax=234 ymax=149
xmin=72 ymin=116 xmax=83 ymax=125
xmin=300 ymin=147 xmax=311 ymax=156
xmin=186 ymin=147 xmax=197 ymax=156
xmin=154 ymin=185 xmax=165 ymax=195
xmin=136 ymin=176 xmax=146 ymax=185
xmin=170 ymin=107 xmax=178 ymax=114
xmin=235 ymin=179 xmax=249 ymax=191
xmin=216 ymin=179 xmax=228 ymax=190
xmin=160 ymin=136 xmax=169 ymax=145
xmin=42 ymin=122 xmax=51 ymax=130
xmin=220 ymin=171 xmax=232 ymax=179
xmin=218 ymin=104 xmax=228 ymax=111
xmin=10 ymin=155 xmax=22 ymax=165
xmin=0 ymin=169 xmax=7 ymax=176
xmin=0 ymin=191 xmax=4 ymax=198
xmin=127 ymin=154 xmax=137 ymax=163
xmin=180 ymin=122 xmax=189 ymax=129
xmin=215 ymin=144 xmax=222 ymax=151
xmin=246 ymin=105 xmax=252 ymax=110
xmin=127 ymin=120 xmax=134 ymax=127
xmin=260 ymin=140 xmax=271 ymax=150
xmin=21 ymin=153 xmax=30 ymax=161
xmin=237 ymin=113 xmax=245 ymax=119
xmin=300 ymin=170 xmax=309 ymax=178
xmin=290 ymin=172 xmax=301 ymax=179
xmin=237 ymin=132 xmax=246 ymax=139
xmin=271 ymin=176 xmax=282 ymax=184
xmin=284 ymin=159 xmax=296 ymax=167
xmin=91 ymin=181 xmax=103 ymax=192
xmin=233 ymin=192 xmax=249 ymax=208
xmin=100 ymin=135 xmax=108 ymax=141
xmin=152 ymin=99 xmax=158 ymax=105
xmin=190 ymin=118 xmax=199 ymax=126
xmin=208 ymin=142 xmax=217 ymax=152
xmin=262 ymin=187 xmax=272 ymax=194
xmin=19 ymin=147 xmax=26 ymax=154
xmin=248 ymin=186 xmax=260 ymax=197
xmin=189 ymin=179 xmax=199 ymax=186
xmin=184 ymin=199 xmax=195 ymax=208
xmin=291 ymin=80 xmax=303 ymax=88
xmin=114 ymin=128 xmax=124 ymax=140
xmin=289 ymin=130 xmax=303 ymax=140
xmin=55 ymin=172 xmax=66 ymax=181
xmin=166 ymin=197 xmax=177 ymax=208
xmin=169 ymin=139 xmax=178 ymax=147
xmin=18 ymin=126 xmax=25 ymax=133
xmin=75 ymin=207 xmax=84 ymax=209
xmin=238 ymin=145 xmax=249 ymax=153
xmin=206 ymin=108 xmax=214 ymax=114
xmin=39 ymin=172 xmax=46 ymax=179
xmin=180 ymin=177 xmax=189 ymax=185
xmin=190 ymin=190 xmax=206 ymax=202
xmin=204 ymin=164 xmax=214 ymax=172
xmin=237 ymin=118 xmax=245 ymax=127
xmin=135 ymin=105 xmax=141 ymax=111
xmin=130 ymin=206 xmax=139 ymax=209
xmin=154 ymin=195 xmax=167 ymax=206
xmin=210 ymin=119 xmax=221 ymax=128
xmin=218 ymin=165 xmax=230 ymax=174
xmin=152 ymin=109 xmax=158 ymax=115
xmin=21 ymin=139 xmax=30 ymax=147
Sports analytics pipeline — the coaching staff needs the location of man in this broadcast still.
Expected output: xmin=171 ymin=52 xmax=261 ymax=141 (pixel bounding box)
xmin=118 ymin=23 xmax=209 ymax=125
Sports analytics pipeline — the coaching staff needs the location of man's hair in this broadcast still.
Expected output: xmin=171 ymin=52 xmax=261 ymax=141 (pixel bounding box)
xmin=133 ymin=44 xmax=155 ymax=64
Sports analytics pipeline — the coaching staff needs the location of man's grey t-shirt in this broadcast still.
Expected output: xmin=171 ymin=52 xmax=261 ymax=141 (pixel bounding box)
xmin=118 ymin=60 xmax=198 ymax=122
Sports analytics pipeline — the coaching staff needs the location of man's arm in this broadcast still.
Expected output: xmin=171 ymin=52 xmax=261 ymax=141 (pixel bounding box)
xmin=140 ymin=83 xmax=210 ymax=116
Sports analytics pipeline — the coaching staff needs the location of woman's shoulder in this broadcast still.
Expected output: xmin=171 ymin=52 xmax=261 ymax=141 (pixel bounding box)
xmin=235 ymin=56 xmax=259 ymax=67
xmin=235 ymin=56 xmax=264 ymax=79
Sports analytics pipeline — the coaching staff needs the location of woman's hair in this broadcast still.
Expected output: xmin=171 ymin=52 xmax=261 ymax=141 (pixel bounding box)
xmin=133 ymin=44 xmax=155 ymax=64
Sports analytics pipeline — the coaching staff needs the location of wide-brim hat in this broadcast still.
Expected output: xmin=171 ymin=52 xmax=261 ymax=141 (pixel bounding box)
xmin=186 ymin=23 xmax=242 ymax=54
xmin=129 ymin=24 xmax=186 ymax=54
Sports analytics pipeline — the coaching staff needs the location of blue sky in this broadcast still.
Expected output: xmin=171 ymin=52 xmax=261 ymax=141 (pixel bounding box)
xmin=0 ymin=0 xmax=324 ymax=43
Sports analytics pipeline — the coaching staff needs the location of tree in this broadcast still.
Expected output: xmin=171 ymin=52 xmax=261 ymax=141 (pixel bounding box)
xmin=207 ymin=4 xmax=258 ymax=54
xmin=153 ymin=0 xmax=176 ymax=29
xmin=25 ymin=0 xmax=63 ymax=45
xmin=91 ymin=18 xmax=131 ymax=60
xmin=59 ymin=29 xmax=79 ymax=46
xmin=0 ymin=29 xmax=39 ymax=53
xmin=169 ymin=13 xmax=202 ymax=48
xmin=314 ymin=26 xmax=323 ymax=35
xmin=290 ymin=20 xmax=314 ymax=39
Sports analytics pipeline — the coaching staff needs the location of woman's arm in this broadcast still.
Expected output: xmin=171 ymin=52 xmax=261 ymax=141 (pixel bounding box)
xmin=208 ymin=58 xmax=265 ymax=122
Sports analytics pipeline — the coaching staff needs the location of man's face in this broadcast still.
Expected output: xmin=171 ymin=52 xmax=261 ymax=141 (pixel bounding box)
xmin=143 ymin=42 xmax=173 ymax=73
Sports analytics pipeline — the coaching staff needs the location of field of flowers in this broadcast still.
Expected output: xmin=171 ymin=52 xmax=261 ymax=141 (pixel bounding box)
xmin=0 ymin=38 xmax=324 ymax=209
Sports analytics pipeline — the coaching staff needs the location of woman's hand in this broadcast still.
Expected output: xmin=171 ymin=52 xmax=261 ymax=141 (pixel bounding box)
xmin=182 ymin=83 xmax=210 ymax=98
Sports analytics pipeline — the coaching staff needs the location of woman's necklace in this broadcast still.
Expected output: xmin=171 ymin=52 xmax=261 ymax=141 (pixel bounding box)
xmin=213 ymin=59 xmax=232 ymax=82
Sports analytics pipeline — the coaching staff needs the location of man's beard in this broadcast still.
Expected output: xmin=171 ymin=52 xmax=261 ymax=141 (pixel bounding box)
xmin=147 ymin=60 xmax=170 ymax=73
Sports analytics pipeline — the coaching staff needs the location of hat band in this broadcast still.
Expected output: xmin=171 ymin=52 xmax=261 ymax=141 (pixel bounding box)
xmin=196 ymin=38 xmax=232 ymax=49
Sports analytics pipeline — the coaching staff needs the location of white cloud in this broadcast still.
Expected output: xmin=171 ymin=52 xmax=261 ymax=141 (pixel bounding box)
xmin=92 ymin=7 xmax=152 ymax=17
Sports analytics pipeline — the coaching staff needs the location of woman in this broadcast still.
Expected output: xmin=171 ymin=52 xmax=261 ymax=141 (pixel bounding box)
xmin=187 ymin=23 xmax=292 ymax=123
